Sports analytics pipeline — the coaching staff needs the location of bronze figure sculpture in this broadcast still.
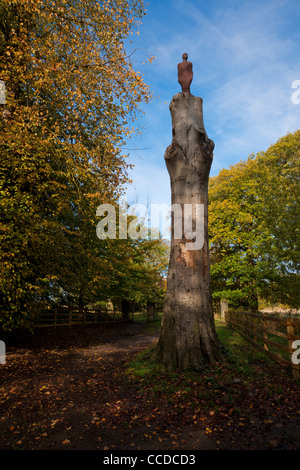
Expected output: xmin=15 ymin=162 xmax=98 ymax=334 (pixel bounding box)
xmin=177 ymin=53 xmax=193 ymax=93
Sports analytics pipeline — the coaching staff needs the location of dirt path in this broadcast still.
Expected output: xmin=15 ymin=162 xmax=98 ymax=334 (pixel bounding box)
xmin=0 ymin=323 xmax=218 ymax=450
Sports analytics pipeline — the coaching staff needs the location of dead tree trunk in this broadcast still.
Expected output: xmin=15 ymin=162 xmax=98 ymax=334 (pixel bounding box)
xmin=152 ymin=92 xmax=220 ymax=370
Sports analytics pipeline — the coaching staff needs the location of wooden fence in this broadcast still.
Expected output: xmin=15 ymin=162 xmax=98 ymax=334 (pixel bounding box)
xmin=33 ymin=306 xmax=123 ymax=328
xmin=225 ymin=310 xmax=300 ymax=380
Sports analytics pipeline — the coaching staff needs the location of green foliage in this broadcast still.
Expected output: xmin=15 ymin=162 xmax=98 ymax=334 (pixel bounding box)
xmin=91 ymin=229 xmax=169 ymax=309
xmin=209 ymin=130 xmax=300 ymax=310
xmin=0 ymin=0 xmax=157 ymax=330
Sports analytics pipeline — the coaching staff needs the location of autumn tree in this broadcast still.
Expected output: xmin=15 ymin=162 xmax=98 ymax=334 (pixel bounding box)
xmin=209 ymin=159 xmax=263 ymax=311
xmin=103 ymin=237 xmax=168 ymax=320
xmin=252 ymin=130 xmax=300 ymax=306
xmin=209 ymin=130 xmax=300 ymax=310
xmin=94 ymin=202 xmax=169 ymax=320
xmin=0 ymin=0 xmax=151 ymax=330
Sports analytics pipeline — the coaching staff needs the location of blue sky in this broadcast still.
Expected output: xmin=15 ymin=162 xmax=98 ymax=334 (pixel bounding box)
xmin=123 ymin=0 xmax=300 ymax=210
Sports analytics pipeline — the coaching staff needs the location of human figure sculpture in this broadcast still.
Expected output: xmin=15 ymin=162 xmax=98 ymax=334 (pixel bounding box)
xmin=177 ymin=53 xmax=193 ymax=93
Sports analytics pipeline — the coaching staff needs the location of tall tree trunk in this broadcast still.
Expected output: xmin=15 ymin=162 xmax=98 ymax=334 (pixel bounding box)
xmin=121 ymin=299 xmax=131 ymax=323
xmin=152 ymin=92 xmax=220 ymax=370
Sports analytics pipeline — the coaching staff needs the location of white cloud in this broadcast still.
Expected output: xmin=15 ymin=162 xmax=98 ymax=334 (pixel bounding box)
xmin=125 ymin=0 xmax=300 ymax=202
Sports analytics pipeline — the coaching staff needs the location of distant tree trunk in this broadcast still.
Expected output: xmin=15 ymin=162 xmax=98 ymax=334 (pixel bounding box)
xmin=220 ymin=299 xmax=228 ymax=320
xmin=147 ymin=301 xmax=156 ymax=322
xmin=152 ymin=92 xmax=220 ymax=370
xmin=79 ymin=293 xmax=84 ymax=316
xmin=250 ymin=289 xmax=259 ymax=313
xmin=121 ymin=299 xmax=131 ymax=323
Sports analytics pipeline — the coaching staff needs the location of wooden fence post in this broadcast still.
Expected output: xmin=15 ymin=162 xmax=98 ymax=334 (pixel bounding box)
xmin=254 ymin=313 xmax=259 ymax=344
xmin=263 ymin=318 xmax=269 ymax=351
xmin=69 ymin=307 xmax=73 ymax=327
xmin=245 ymin=312 xmax=249 ymax=338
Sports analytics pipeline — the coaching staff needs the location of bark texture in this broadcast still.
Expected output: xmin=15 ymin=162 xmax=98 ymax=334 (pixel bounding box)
xmin=152 ymin=92 xmax=220 ymax=370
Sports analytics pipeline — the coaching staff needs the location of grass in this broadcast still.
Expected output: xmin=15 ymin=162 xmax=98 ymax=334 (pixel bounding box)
xmin=227 ymin=313 xmax=300 ymax=364
xmin=133 ymin=311 xmax=163 ymax=334
xmin=127 ymin=316 xmax=292 ymax=395
xmin=215 ymin=318 xmax=273 ymax=363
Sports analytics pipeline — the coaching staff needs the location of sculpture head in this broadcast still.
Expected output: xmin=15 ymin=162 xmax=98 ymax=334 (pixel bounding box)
xmin=182 ymin=53 xmax=188 ymax=61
